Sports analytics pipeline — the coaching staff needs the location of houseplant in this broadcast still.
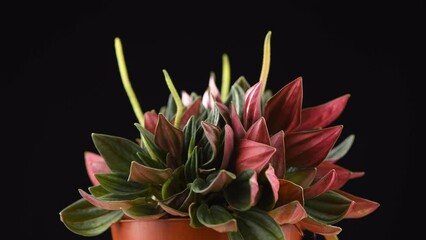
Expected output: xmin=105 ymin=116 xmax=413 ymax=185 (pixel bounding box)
xmin=60 ymin=31 xmax=379 ymax=240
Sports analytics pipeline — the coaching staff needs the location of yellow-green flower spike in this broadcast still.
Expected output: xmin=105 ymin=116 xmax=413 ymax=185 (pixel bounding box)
xmin=162 ymin=70 xmax=183 ymax=128
xmin=221 ymin=54 xmax=231 ymax=101
xmin=114 ymin=37 xmax=145 ymax=126
xmin=324 ymin=235 xmax=339 ymax=240
xmin=259 ymin=31 xmax=272 ymax=94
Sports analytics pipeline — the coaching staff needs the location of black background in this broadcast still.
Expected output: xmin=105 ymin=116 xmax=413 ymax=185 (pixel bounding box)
xmin=2 ymin=1 xmax=422 ymax=239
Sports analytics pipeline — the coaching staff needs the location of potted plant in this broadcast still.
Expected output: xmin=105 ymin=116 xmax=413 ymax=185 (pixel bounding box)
xmin=60 ymin=31 xmax=379 ymax=240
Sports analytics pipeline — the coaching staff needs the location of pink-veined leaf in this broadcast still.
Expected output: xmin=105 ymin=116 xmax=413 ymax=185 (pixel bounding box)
xmin=276 ymin=180 xmax=304 ymax=207
xmin=298 ymin=94 xmax=350 ymax=131
xmin=144 ymin=111 xmax=159 ymax=134
xmin=235 ymin=139 xmax=276 ymax=174
xmin=299 ymin=216 xmax=342 ymax=235
xmin=209 ymin=74 xmax=222 ymax=103
xmin=128 ymin=161 xmax=173 ymax=184
xmin=243 ymin=82 xmax=262 ymax=129
xmin=221 ymin=125 xmax=234 ymax=169
xmin=201 ymin=121 xmax=221 ymax=162
xmin=264 ymin=164 xmax=280 ymax=206
xmin=264 ymin=77 xmax=303 ymax=134
xmin=216 ymin=102 xmax=231 ymax=124
xmin=286 ymin=126 xmax=343 ymax=168
xmin=245 ymin=117 xmax=270 ymax=145
xmin=78 ymin=189 xmax=143 ymax=210
xmin=231 ymin=104 xmax=246 ymax=140
xmin=270 ymin=131 xmax=285 ymax=179
xmin=317 ymin=161 xmax=365 ymax=190
xmin=269 ymin=200 xmax=308 ymax=225
xmin=155 ymin=114 xmax=184 ymax=164
xmin=180 ymin=98 xmax=201 ymax=129
xmin=336 ymin=190 xmax=380 ymax=219
xmin=85 ymin=152 xmax=111 ymax=186
xmin=304 ymin=169 xmax=337 ymax=199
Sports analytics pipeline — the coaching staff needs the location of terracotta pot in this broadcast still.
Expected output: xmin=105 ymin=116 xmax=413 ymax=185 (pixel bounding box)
xmin=111 ymin=218 xmax=302 ymax=240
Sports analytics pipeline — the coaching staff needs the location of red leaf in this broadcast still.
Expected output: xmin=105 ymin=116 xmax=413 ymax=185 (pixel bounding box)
xmin=84 ymin=152 xmax=111 ymax=186
xmin=298 ymin=94 xmax=350 ymax=131
xmin=245 ymin=117 xmax=270 ymax=145
xmin=304 ymin=170 xmax=337 ymax=199
xmin=180 ymin=98 xmax=201 ymax=129
xmin=209 ymin=74 xmax=222 ymax=103
xmin=201 ymin=121 xmax=221 ymax=160
xmin=286 ymin=126 xmax=343 ymax=168
xmin=243 ymin=82 xmax=263 ymax=129
xmin=155 ymin=114 xmax=184 ymax=163
xmin=158 ymin=201 xmax=189 ymax=217
xmin=235 ymin=139 xmax=276 ymax=174
xmin=269 ymin=200 xmax=307 ymax=225
xmin=317 ymin=161 xmax=364 ymax=190
xmin=270 ymin=131 xmax=285 ymax=179
xmin=128 ymin=161 xmax=173 ymax=184
xmin=79 ymin=189 xmax=133 ymax=210
xmin=144 ymin=111 xmax=159 ymax=134
xmin=276 ymin=180 xmax=304 ymax=207
xmin=336 ymin=190 xmax=380 ymax=219
xmin=221 ymin=125 xmax=234 ymax=169
xmin=216 ymin=102 xmax=231 ymax=124
xmin=265 ymin=164 xmax=280 ymax=204
xmin=231 ymin=104 xmax=246 ymax=140
xmin=264 ymin=77 xmax=303 ymax=134
xmin=299 ymin=216 xmax=342 ymax=235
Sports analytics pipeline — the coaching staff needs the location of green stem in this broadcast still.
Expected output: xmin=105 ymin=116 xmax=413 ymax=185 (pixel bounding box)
xmin=114 ymin=37 xmax=144 ymax=126
xmin=259 ymin=31 xmax=272 ymax=94
xmin=162 ymin=70 xmax=183 ymax=128
xmin=220 ymin=54 xmax=231 ymax=101
xmin=324 ymin=235 xmax=339 ymax=240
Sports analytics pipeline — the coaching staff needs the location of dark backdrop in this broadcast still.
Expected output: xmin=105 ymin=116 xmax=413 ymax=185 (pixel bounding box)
xmin=2 ymin=1 xmax=422 ymax=239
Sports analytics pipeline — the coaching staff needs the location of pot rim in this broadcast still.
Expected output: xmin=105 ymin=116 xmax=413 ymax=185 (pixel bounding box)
xmin=118 ymin=217 xmax=191 ymax=223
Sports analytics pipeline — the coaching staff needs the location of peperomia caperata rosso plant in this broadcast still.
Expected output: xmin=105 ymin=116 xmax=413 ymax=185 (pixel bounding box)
xmin=60 ymin=31 xmax=379 ymax=240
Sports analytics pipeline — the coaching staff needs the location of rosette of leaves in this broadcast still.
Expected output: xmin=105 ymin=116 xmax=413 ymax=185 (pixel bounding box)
xmin=60 ymin=32 xmax=379 ymax=240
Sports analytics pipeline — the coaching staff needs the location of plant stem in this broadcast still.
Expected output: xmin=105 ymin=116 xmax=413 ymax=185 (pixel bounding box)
xmin=324 ymin=235 xmax=339 ymax=240
xmin=259 ymin=31 xmax=272 ymax=94
xmin=114 ymin=37 xmax=144 ymax=126
xmin=162 ymin=70 xmax=183 ymax=128
xmin=221 ymin=54 xmax=231 ymax=101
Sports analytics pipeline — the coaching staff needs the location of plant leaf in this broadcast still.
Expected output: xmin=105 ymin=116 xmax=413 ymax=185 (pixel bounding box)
xmin=220 ymin=125 xmax=234 ymax=169
xmin=122 ymin=205 xmax=166 ymax=220
xmin=84 ymin=152 xmax=111 ymax=186
xmin=224 ymin=169 xmax=258 ymax=211
xmin=60 ymin=198 xmax=123 ymax=237
xmin=91 ymin=133 xmax=143 ymax=173
xmin=285 ymin=168 xmax=317 ymax=188
xmin=216 ymin=102 xmax=231 ymax=124
xmin=231 ymin=104 xmax=246 ymax=140
xmin=129 ymin=161 xmax=173 ymax=184
xmin=155 ymin=114 xmax=184 ymax=164
xmin=304 ymin=170 xmax=337 ymax=199
xmin=88 ymin=185 xmax=109 ymax=197
xmin=201 ymin=121 xmax=221 ymax=166
xmin=136 ymin=151 xmax=165 ymax=169
xmin=185 ymin=146 xmax=200 ymax=182
xmin=159 ymin=187 xmax=191 ymax=217
xmin=326 ymin=134 xmax=355 ymax=161
xmin=299 ymin=216 xmax=342 ymax=235
xmin=298 ymin=94 xmax=350 ymax=131
xmin=205 ymin=103 xmax=221 ymax=125
xmin=276 ymin=180 xmax=304 ymax=207
xmin=79 ymin=189 xmax=145 ymax=210
xmin=144 ymin=111 xmax=158 ymax=134
xmin=165 ymin=93 xmax=177 ymax=120
xmin=233 ymin=208 xmax=284 ymax=240
xmin=335 ymin=190 xmax=380 ymax=219
xmin=235 ymin=139 xmax=276 ymax=174
xmin=264 ymin=77 xmax=303 ymax=134
xmin=317 ymin=161 xmax=364 ymax=190
xmin=245 ymin=117 xmax=270 ymax=145
xmin=243 ymin=82 xmax=262 ymax=129
xmin=268 ymin=200 xmax=308 ymax=225
xmin=95 ymin=172 xmax=148 ymax=195
xmin=161 ymin=166 xmax=186 ymax=200
xmin=135 ymin=123 xmax=167 ymax=162
xmin=180 ymin=98 xmax=202 ymax=129
xmin=257 ymin=165 xmax=279 ymax=211
xmin=286 ymin=126 xmax=343 ymax=168
xmin=197 ymin=203 xmax=237 ymax=233
xmin=305 ymin=191 xmax=354 ymax=224
xmin=192 ymin=170 xmax=236 ymax=195
xmin=270 ymin=131 xmax=285 ymax=179
xmin=189 ymin=203 xmax=203 ymax=228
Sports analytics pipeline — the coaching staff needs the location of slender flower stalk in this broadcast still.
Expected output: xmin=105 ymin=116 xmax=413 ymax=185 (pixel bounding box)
xmin=221 ymin=54 xmax=231 ymax=101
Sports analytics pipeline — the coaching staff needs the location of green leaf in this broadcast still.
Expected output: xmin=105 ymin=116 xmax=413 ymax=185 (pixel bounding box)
xmin=60 ymin=198 xmax=123 ymax=237
xmin=161 ymin=166 xmax=186 ymax=200
xmin=183 ymin=116 xmax=196 ymax=160
xmin=155 ymin=114 xmax=184 ymax=165
xmin=95 ymin=172 xmax=149 ymax=195
xmin=91 ymin=133 xmax=143 ymax=173
xmin=185 ymin=146 xmax=200 ymax=182
xmin=256 ymin=165 xmax=279 ymax=211
xmin=205 ymin=104 xmax=220 ymax=125
xmin=225 ymin=83 xmax=246 ymax=120
xmin=196 ymin=203 xmax=237 ymax=233
xmin=159 ymin=187 xmax=192 ymax=217
xmin=224 ymin=170 xmax=257 ymax=211
xmin=135 ymin=123 xmax=167 ymax=162
xmin=136 ymin=151 xmax=165 ymax=169
xmin=122 ymin=205 xmax=166 ymax=220
xmin=165 ymin=93 xmax=177 ymax=120
xmin=326 ymin=134 xmax=355 ymax=161
xmin=189 ymin=203 xmax=203 ymax=228
xmin=305 ymin=191 xmax=354 ymax=225
xmin=233 ymin=208 xmax=284 ymax=240
xmin=192 ymin=170 xmax=236 ymax=195
xmin=129 ymin=161 xmax=173 ymax=184
xmin=79 ymin=190 xmax=147 ymax=210
xmin=88 ymin=185 xmax=110 ymax=197
xmin=285 ymin=168 xmax=317 ymax=188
